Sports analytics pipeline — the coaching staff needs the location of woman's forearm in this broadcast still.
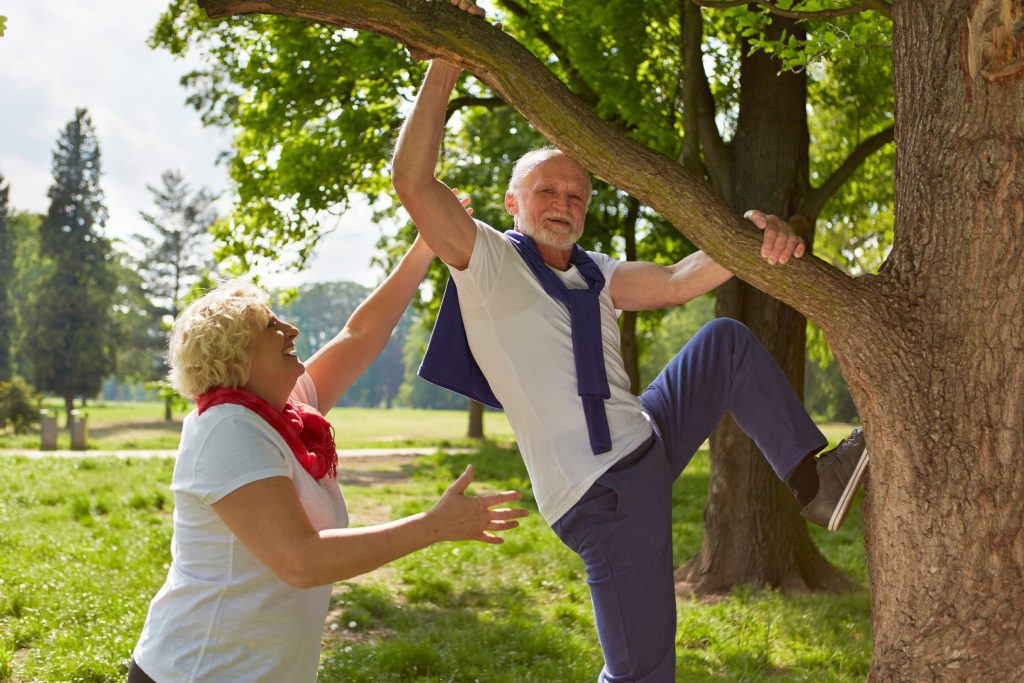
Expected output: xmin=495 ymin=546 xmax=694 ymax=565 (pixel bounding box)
xmin=304 ymin=237 xmax=434 ymax=409
xmin=214 ymin=468 xmax=525 ymax=589
xmin=291 ymin=512 xmax=440 ymax=587
xmin=294 ymin=466 xmax=522 ymax=587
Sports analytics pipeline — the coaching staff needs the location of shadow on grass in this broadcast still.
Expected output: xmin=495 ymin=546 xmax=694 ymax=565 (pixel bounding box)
xmin=86 ymin=419 xmax=182 ymax=438
xmin=320 ymin=582 xmax=598 ymax=683
xmin=338 ymin=461 xmax=421 ymax=488
xmin=409 ymin=442 xmax=535 ymax=504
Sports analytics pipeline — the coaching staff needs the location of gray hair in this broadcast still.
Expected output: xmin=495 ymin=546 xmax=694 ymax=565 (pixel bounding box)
xmin=507 ymin=147 xmax=592 ymax=203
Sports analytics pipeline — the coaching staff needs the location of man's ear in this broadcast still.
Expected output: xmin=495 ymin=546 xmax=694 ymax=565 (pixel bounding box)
xmin=504 ymin=190 xmax=517 ymax=217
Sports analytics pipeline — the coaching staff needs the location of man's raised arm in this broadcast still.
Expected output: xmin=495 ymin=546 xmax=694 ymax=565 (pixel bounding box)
xmin=392 ymin=61 xmax=477 ymax=270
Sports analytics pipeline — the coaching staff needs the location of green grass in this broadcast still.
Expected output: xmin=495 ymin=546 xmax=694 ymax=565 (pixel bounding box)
xmin=0 ymin=456 xmax=176 ymax=682
xmin=0 ymin=401 xmax=516 ymax=451
xmin=0 ymin=444 xmax=870 ymax=682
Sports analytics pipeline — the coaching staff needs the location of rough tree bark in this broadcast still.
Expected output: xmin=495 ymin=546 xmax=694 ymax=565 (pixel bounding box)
xmin=675 ymin=5 xmax=853 ymax=594
xmin=198 ymin=0 xmax=1024 ymax=677
xmin=851 ymin=3 xmax=1024 ymax=678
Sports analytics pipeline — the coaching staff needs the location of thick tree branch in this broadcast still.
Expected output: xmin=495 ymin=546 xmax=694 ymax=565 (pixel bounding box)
xmin=690 ymin=0 xmax=892 ymax=21
xmin=799 ymin=123 xmax=894 ymax=219
xmin=445 ymin=95 xmax=505 ymax=122
xmin=680 ymin=0 xmax=731 ymax=189
xmin=197 ymin=0 xmax=877 ymax=331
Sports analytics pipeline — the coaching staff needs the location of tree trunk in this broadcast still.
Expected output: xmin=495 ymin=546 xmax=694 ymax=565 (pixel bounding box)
xmin=846 ymin=3 xmax=1024 ymax=678
xmin=466 ymin=399 xmax=484 ymax=440
xmin=64 ymin=394 xmax=74 ymax=429
xmin=677 ymin=14 xmax=851 ymax=594
xmin=164 ymin=395 xmax=173 ymax=422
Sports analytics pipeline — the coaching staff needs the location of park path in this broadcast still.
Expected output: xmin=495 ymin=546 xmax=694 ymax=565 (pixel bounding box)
xmin=0 ymin=446 xmax=473 ymax=459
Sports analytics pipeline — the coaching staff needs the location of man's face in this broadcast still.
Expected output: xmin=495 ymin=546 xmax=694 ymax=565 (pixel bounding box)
xmin=506 ymin=154 xmax=590 ymax=250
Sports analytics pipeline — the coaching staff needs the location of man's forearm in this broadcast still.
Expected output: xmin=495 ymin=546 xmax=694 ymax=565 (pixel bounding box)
xmin=390 ymin=61 xmax=477 ymax=269
xmin=392 ymin=62 xmax=460 ymax=188
xmin=666 ymin=251 xmax=733 ymax=303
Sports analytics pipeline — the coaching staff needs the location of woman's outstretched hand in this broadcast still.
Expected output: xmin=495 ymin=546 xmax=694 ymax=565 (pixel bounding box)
xmin=427 ymin=465 xmax=529 ymax=544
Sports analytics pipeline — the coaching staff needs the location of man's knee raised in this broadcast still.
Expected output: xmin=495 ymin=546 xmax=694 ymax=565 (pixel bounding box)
xmin=700 ymin=317 xmax=750 ymax=341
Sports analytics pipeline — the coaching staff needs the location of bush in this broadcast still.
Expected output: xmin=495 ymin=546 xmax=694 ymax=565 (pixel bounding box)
xmin=0 ymin=376 xmax=41 ymax=433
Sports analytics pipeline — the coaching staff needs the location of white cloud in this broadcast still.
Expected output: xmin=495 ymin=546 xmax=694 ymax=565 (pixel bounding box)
xmin=256 ymin=198 xmax=392 ymax=289
xmin=0 ymin=0 xmax=381 ymax=287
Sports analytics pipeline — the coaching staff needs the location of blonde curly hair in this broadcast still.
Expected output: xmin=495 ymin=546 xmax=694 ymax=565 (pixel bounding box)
xmin=167 ymin=281 xmax=271 ymax=399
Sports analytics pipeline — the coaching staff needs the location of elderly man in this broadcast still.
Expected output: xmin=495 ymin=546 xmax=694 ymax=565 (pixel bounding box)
xmin=392 ymin=48 xmax=867 ymax=681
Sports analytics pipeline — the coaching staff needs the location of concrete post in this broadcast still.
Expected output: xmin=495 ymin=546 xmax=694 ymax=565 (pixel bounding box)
xmin=70 ymin=409 xmax=88 ymax=451
xmin=40 ymin=409 xmax=58 ymax=450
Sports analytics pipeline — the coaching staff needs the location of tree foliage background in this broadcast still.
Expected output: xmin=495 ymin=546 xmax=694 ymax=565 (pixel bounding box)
xmin=21 ymin=109 xmax=117 ymax=416
xmin=0 ymin=0 xmax=885 ymax=421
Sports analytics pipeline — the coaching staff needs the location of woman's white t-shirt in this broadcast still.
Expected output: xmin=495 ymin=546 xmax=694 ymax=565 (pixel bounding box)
xmin=133 ymin=373 xmax=348 ymax=682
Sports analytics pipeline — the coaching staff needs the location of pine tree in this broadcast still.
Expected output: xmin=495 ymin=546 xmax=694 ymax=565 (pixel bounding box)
xmin=134 ymin=169 xmax=217 ymax=420
xmin=0 ymin=173 xmax=14 ymax=381
xmin=137 ymin=169 xmax=217 ymax=319
xmin=25 ymin=108 xmax=116 ymax=423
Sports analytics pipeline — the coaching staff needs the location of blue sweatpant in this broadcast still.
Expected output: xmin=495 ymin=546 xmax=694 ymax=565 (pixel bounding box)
xmin=551 ymin=318 xmax=827 ymax=682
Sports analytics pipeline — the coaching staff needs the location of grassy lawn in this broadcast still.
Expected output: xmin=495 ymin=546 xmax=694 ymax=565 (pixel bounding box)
xmin=0 ymin=443 xmax=870 ymax=682
xmin=0 ymin=401 xmax=516 ymax=451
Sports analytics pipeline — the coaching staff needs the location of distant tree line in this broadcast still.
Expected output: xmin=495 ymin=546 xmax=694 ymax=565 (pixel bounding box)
xmin=0 ymin=107 xmax=855 ymax=435
xmin=0 ymin=108 xmax=484 ymax=434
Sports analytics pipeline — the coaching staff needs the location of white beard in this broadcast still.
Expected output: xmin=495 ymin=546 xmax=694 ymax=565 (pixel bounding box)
xmin=519 ymin=215 xmax=582 ymax=250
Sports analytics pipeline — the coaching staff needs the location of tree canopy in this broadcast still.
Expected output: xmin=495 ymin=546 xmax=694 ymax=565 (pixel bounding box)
xmin=166 ymin=1 xmax=897 ymax=330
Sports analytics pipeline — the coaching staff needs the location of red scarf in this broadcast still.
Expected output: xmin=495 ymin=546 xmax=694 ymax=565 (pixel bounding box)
xmin=196 ymin=387 xmax=338 ymax=481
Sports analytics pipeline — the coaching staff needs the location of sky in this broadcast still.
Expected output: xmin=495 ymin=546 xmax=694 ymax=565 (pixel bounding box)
xmin=0 ymin=1 xmax=385 ymax=288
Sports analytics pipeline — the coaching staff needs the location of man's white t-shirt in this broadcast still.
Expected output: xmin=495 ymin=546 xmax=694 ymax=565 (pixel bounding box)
xmin=133 ymin=373 xmax=348 ymax=682
xmin=449 ymin=221 xmax=653 ymax=524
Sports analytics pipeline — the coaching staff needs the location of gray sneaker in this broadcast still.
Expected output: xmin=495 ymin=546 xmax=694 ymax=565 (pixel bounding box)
xmin=801 ymin=428 xmax=869 ymax=531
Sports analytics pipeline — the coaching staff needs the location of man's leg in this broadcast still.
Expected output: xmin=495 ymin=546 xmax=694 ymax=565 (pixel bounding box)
xmin=639 ymin=317 xmax=869 ymax=530
xmin=640 ymin=317 xmax=827 ymax=480
xmin=552 ymin=439 xmax=677 ymax=682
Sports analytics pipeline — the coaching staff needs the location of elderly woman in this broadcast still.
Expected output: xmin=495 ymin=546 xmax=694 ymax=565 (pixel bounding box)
xmin=128 ymin=235 xmax=526 ymax=682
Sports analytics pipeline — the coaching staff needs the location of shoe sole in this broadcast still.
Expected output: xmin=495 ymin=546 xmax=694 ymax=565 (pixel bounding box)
xmin=828 ymin=449 xmax=869 ymax=531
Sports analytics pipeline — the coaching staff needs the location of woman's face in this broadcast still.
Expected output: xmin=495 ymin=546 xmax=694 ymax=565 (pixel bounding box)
xmin=242 ymin=311 xmax=305 ymax=401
